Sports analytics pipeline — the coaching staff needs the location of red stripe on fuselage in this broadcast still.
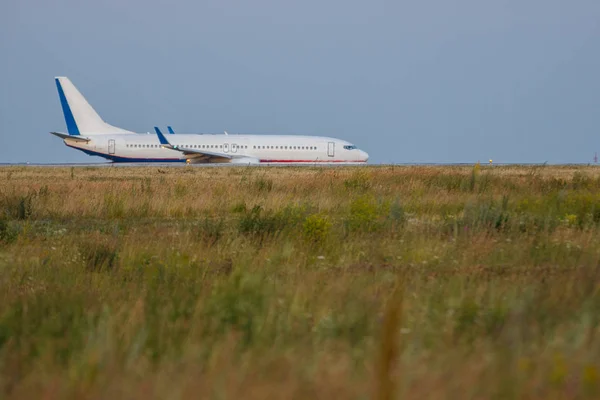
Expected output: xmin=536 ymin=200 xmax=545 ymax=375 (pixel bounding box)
xmin=259 ymin=159 xmax=366 ymax=163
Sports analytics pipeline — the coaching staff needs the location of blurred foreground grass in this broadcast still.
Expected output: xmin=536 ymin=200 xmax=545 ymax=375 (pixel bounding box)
xmin=1 ymin=165 xmax=600 ymax=399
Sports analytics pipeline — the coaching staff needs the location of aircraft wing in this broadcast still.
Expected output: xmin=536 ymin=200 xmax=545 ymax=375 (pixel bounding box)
xmin=50 ymin=131 xmax=91 ymax=142
xmin=154 ymin=127 xmax=233 ymax=161
xmin=178 ymin=147 xmax=232 ymax=159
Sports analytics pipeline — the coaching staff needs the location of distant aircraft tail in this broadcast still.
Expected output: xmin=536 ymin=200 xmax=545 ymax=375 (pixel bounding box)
xmin=54 ymin=76 xmax=135 ymax=135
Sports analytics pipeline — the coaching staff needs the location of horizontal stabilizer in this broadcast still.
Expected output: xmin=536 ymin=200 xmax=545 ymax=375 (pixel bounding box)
xmin=50 ymin=131 xmax=90 ymax=142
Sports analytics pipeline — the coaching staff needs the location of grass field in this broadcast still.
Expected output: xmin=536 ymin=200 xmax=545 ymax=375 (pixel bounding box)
xmin=1 ymin=164 xmax=600 ymax=399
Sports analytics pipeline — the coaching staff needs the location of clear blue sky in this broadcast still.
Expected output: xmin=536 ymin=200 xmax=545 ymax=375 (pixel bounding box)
xmin=1 ymin=0 xmax=598 ymax=164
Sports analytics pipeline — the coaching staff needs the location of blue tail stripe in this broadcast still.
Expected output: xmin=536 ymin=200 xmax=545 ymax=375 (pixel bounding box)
xmin=55 ymin=78 xmax=80 ymax=136
xmin=167 ymin=126 xmax=175 ymax=134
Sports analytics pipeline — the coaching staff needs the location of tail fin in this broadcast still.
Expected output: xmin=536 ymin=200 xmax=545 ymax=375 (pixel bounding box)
xmin=55 ymin=77 xmax=134 ymax=135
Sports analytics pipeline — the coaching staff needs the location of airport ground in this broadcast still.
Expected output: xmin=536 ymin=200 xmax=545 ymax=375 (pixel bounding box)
xmin=1 ymin=164 xmax=600 ymax=399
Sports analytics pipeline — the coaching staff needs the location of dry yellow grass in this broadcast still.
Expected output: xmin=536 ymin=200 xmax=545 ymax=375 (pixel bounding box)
xmin=0 ymin=165 xmax=600 ymax=399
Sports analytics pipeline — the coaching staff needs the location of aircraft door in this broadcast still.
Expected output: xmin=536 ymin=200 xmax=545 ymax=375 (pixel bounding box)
xmin=231 ymin=144 xmax=238 ymax=153
xmin=223 ymin=143 xmax=229 ymax=153
xmin=108 ymin=139 xmax=115 ymax=155
xmin=327 ymin=142 xmax=335 ymax=157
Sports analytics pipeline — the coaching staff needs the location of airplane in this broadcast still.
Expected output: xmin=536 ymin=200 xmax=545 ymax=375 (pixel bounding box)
xmin=50 ymin=77 xmax=369 ymax=164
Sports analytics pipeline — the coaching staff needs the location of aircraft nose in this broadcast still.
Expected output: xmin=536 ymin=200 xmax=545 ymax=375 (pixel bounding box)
xmin=359 ymin=150 xmax=369 ymax=162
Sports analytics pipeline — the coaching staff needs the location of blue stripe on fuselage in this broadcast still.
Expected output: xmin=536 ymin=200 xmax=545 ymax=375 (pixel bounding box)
xmin=65 ymin=143 xmax=185 ymax=163
xmin=55 ymin=78 xmax=80 ymax=136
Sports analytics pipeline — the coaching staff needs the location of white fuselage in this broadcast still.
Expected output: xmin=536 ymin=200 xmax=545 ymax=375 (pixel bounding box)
xmin=66 ymin=133 xmax=369 ymax=164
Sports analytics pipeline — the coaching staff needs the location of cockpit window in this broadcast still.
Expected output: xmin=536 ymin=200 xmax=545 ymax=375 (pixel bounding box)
xmin=344 ymin=145 xmax=357 ymax=150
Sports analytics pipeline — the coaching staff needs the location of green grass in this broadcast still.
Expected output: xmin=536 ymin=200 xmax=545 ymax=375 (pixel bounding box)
xmin=0 ymin=165 xmax=600 ymax=399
